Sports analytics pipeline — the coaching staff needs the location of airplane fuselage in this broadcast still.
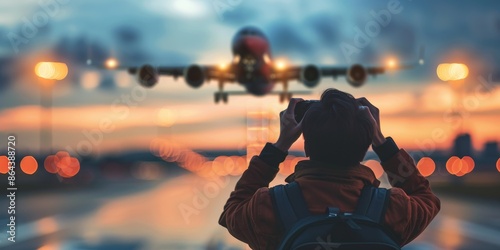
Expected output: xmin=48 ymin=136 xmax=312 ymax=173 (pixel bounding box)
xmin=231 ymin=27 xmax=274 ymax=96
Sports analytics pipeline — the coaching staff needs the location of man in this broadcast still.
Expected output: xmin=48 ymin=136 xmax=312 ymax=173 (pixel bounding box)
xmin=219 ymin=89 xmax=440 ymax=249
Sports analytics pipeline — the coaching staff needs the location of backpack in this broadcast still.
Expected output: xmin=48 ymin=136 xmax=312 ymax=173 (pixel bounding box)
xmin=270 ymin=182 xmax=401 ymax=250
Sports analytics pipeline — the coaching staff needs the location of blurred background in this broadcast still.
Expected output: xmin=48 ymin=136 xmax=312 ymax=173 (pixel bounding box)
xmin=0 ymin=0 xmax=500 ymax=249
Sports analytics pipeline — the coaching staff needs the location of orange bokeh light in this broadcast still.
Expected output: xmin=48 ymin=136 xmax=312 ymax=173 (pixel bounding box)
xmin=213 ymin=156 xmax=229 ymax=176
xmin=195 ymin=161 xmax=214 ymax=178
xmin=35 ymin=62 xmax=68 ymax=80
xmin=387 ymin=58 xmax=397 ymax=68
xmin=55 ymin=150 xmax=70 ymax=160
xmin=451 ymin=159 xmax=463 ymax=175
xmin=446 ymin=156 xmax=460 ymax=175
xmin=105 ymin=58 xmax=119 ymax=69
xmin=364 ymin=160 xmax=384 ymax=179
xmin=275 ymin=60 xmax=287 ymax=71
xmin=42 ymin=151 xmax=80 ymax=178
xmin=417 ymin=157 xmax=436 ymax=177
xmin=44 ymin=155 xmax=58 ymax=174
xmin=455 ymin=168 xmax=466 ymax=177
xmin=461 ymin=156 xmax=475 ymax=174
xmin=20 ymin=156 xmax=38 ymax=175
xmin=0 ymin=156 xmax=9 ymax=174
xmin=229 ymin=156 xmax=247 ymax=176
xmin=446 ymin=156 xmax=475 ymax=176
xmin=223 ymin=157 xmax=235 ymax=175
xmin=58 ymin=157 xmax=80 ymax=178
xmin=436 ymin=63 xmax=469 ymax=81
xmin=496 ymin=158 xmax=500 ymax=173
xmin=55 ymin=153 xmax=71 ymax=169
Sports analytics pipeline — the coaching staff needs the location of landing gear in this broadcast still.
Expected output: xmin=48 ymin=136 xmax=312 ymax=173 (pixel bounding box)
xmin=222 ymin=93 xmax=228 ymax=103
xmin=215 ymin=93 xmax=220 ymax=103
xmin=279 ymin=80 xmax=292 ymax=103
xmin=214 ymin=92 xmax=229 ymax=104
xmin=279 ymin=92 xmax=293 ymax=103
xmin=214 ymin=80 xmax=228 ymax=104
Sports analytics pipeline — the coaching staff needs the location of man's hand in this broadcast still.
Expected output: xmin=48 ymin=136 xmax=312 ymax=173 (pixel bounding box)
xmin=357 ymin=97 xmax=386 ymax=146
xmin=274 ymin=98 xmax=304 ymax=152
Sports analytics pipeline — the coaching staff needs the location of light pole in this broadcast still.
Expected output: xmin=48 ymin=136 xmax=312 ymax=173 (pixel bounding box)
xmin=436 ymin=63 xmax=469 ymax=131
xmin=35 ymin=62 xmax=68 ymax=154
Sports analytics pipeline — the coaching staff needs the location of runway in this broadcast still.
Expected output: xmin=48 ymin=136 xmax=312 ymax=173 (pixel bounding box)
xmin=2 ymin=173 xmax=499 ymax=250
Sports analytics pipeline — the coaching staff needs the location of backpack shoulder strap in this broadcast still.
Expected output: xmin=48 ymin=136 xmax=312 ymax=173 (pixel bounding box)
xmin=270 ymin=182 xmax=310 ymax=232
xmin=354 ymin=185 xmax=391 ymax=224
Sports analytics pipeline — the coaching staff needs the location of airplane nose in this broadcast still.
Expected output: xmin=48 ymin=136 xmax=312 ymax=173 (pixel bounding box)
xmin=234 ymin=36 xmax=269 ymax=55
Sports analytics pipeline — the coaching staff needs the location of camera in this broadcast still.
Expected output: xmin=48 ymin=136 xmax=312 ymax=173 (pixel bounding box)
xmin=294 ymin=100 xmax=319 ymax=122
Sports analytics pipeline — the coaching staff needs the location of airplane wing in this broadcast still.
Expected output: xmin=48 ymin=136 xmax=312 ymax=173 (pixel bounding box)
xmin=125 ymin=65 xmax=236 ymax=88
xmin=274 ymin=46 xmax=425 ymax=88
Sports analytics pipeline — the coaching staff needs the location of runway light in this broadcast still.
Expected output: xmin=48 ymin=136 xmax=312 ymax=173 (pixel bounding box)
xmin=20 ymin=156 xmax=38 ymax=175
xmin=462 ymin=156 xmax=475 ymax=174
xmin=44 ymin=155 xmax=58 ymax=174
xmin=42 ymin=151 xmax=80 ymax=178
xmin=0 ymin=156 xmax=9 ymax=174
xmin=417 ymin=157 xmax=435 ymax=177
xmin=451 ymin=158 xmax=463 ymax=175
xmin=437 ymin=63 xmax=469 ymax=81
xmin=446 ymin=156 xmax=460 ymax=175
xmin=213 ymin=156 xmax=229 ymax=176
xmin=35 ymin=62 xmax=68 ymax=80
xmin=58 ymin=157 xmax=80 ymax=178
xmin=195 ymin=161 xmax=214 ymax=178
xmin=223 ymin=157 xmax=235 ymax=174
xmin=446 ymin=156 xmax=475 ymax=176
xmin=229 ymin=156 xmax=246 ymax=176
xmin=105 ymin=58 xmax=119 ymax=69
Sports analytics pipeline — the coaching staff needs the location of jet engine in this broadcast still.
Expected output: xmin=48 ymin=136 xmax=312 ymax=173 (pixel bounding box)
xmin=137 ymin=64 xmax=159 ymax=88
xmin=184 ymin=65 xmax=205 ymax=88
xmin=300 ymin=64 xmax=321 ymax=88
xmin=347 ymin=64 xmax=367 ymax=88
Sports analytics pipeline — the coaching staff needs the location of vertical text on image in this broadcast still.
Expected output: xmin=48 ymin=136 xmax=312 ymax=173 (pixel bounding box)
xmin=6 ymin=135 xmax=17 ymax=243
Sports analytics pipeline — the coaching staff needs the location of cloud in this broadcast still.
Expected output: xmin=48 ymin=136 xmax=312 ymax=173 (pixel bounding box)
xmin=266 ymin=21 xmax=315 ymax=61
xmin=0 ymin=56 xmax=14 ymax=90
xmin=2 ymin=0 xmax=500 ymax=153
xmin=0 ymin=103 xmax=249 ymax=132
xmin=305 ymin=13 xmax=342 ymax=47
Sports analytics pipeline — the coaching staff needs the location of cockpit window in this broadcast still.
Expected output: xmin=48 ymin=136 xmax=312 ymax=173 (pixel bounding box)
xmin=238 ymin=27 xmax=265 ymax=38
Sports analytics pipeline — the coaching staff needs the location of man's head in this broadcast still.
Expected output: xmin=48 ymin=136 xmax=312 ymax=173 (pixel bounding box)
xmin=301 ymin=88 xmax=374 ymax=167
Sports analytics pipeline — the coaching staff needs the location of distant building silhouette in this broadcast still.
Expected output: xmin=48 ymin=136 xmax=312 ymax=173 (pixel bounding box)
xmin=482 ymin=141 xmax=499 ymax=159
xmin=453 ymin=133 xmax=472 ymax=157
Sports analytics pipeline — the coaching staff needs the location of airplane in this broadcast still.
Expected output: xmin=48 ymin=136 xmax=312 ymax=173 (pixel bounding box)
xmin=108 ymin=26 xmax=424 ymax=104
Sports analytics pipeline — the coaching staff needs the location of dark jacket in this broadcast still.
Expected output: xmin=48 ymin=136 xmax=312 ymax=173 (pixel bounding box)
xmin=219 ymin=138 xmax=441 ymax=249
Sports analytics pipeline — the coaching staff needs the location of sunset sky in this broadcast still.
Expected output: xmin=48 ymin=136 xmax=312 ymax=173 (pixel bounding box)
xmin=0 ymin=0 xmax=499 ymax=156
